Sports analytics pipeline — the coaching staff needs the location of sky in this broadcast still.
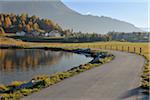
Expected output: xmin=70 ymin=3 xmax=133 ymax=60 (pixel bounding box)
xmin=62 ymin=0 xmax=149 ymax=28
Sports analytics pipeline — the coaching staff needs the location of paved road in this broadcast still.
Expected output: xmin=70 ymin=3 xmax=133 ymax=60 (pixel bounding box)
xmin=23 ymin=50 xmax=145 ymax=100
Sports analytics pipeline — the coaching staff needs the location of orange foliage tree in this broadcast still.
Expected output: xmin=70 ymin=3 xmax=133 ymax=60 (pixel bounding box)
xmin=4 ymin=16 xmax=12 ymax=28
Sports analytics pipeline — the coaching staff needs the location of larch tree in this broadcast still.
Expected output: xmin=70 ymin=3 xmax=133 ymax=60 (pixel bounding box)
xmin=0 ymin=27 xmax=5 ymax=34
xmin=0 ymin=20 xmax=2 ymax=26
xmin=4 ymin=16 xmax=12 ymax=28
xmin=33 ymin=23 xmax=39 ymax=31
xmin=12 ymin=17 xmax=17 ymax=24
xmin=26 ymin=24 xmax=31 ymax=33
xmin=55 ymin=24 xmax=62 ymax=32
xmin=20 ymin=13 xmax=27 ymax=22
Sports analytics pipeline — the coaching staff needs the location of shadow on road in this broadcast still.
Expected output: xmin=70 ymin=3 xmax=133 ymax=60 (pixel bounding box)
xmin=119 ymin=87 xmax=149 ymax=100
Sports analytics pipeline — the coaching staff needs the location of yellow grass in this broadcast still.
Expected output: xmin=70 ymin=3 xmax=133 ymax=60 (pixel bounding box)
xmin=0 ymin=36 xmax=27 ymax=46
xmin=32 ymin=42 xmax=150 ymax=60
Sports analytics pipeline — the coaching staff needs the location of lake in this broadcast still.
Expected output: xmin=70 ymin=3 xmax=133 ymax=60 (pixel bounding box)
xmin=0 ymin=49 xmax=92 ymax=84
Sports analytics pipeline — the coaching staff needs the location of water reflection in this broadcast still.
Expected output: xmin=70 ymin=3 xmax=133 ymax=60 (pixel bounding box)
xmin=0 ymin=49 xmax=72 ymax=72
xmin=0 ymin=49 xmax=92 ymax=84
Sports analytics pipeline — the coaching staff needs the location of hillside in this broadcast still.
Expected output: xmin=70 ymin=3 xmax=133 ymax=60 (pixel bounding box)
xmin=0 ymin=0 xmax=142 ymax=34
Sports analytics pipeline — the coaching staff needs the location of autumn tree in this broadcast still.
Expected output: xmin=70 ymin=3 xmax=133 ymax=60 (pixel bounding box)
xmin=18 ymin=24 xmax=23 ymax=32
xmin=33 ymin=23 xmax=39 ymax=31
xmin=44 ymin=19 xmax=55 ymax=28
xmin=55 ymin=23 xmax=62 ymax=31
xmin=0 ymin=14 xmax=4 ymax=21
xmin=28 ymin=21 xmax=33 ymax=27
xmin=12 ymin=16 xmax=17 ymax=24
xmin=31 ymin=15 xmax=39 ymax=22
xmin=0 ymin=27 xmax=5 ymax=34
xmin=26 ymin=24 xmax=31 ymax=33
xmin=0 ymin=20 xmax=2 ymax=27
xmin=20 ymin=13 xmax=27 ymax=22
xmin=4 ymin=16 xmax=12 ymax=28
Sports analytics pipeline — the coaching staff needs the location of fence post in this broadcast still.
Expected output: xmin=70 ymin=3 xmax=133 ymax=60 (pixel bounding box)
xmin=128 ymin=46 xmax=130 ymax=52
xmin=122 ymin=46 xmax=124 ymax=51
xmin=134 ymin=47 xmax=136 ymax=53
xmin=140 ymin=48 xmax=142 ymax=54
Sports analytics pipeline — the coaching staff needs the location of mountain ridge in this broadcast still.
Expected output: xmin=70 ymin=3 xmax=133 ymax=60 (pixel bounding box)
xmin=0 ymin=0 xmax=142 ymax=33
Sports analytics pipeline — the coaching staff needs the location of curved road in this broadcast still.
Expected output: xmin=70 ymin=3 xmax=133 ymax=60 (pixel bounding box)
xmin=23 ymin=50 xmax=145 ymax=100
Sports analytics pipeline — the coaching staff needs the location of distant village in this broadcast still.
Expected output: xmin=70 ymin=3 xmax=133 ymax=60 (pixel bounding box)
xmin=16 ymin=30 xmax=62 ymax=37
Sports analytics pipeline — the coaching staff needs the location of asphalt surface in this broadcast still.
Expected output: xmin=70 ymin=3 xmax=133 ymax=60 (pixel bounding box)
xmin=23 ymin=50 xmax=145 ymax=100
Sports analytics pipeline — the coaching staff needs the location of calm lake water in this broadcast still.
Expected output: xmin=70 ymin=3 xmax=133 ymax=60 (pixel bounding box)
xmin=0 ymin=49 xmax=92 ymax=84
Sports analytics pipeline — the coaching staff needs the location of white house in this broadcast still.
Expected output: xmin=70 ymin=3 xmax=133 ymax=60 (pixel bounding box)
xmin=16 ymin=31 xmax=26 ymax=36
xmin=45 ymin=30 xmax=61 ymax=37
xmin=31 ymin=31 xmax=40 ymax=36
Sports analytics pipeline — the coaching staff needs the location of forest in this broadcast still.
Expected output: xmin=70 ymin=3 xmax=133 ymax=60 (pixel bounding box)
xmin=0 ymin=13 xmax=63 ymax=35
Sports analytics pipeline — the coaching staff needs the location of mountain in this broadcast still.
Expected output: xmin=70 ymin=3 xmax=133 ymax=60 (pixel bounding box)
xmin=0 ymin=0 xmax=142 ymax=34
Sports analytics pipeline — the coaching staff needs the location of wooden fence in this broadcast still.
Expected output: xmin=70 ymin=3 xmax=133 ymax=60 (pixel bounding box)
xmin=95 ymin=45 xmax=142 ymax=54
xmin=70 ymin=44 xmax=143 ymax=55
